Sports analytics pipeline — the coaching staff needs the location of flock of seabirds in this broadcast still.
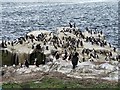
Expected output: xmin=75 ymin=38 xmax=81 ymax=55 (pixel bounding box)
xmin=1 ymin=22 xmax=120 ymax=69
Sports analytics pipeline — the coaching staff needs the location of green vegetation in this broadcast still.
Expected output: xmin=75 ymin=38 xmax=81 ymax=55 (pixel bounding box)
xmin=2 ymin=76 xmax=119 ymax=89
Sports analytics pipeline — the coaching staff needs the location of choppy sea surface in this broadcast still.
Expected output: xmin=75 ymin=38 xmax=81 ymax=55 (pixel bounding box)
xmin=0 ymin=2 xmax=119 ymax=49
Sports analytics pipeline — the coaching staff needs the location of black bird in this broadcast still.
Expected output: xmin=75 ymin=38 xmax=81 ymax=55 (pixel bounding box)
xmin=25 ymin=60 xmax=29 ymax=68
xmin=71 ymin=52 xmax=79 ymax=69
xmin=113 ymin=47 xmax=116 ymax=52
xmin=80 ymin=41 xmax=83 ymax=47
xmin=11 ymin=41 xmax=14 ymax=46
xmin=73 ymin=23 xmax=76 ymax=28
xmin=36 ymin=59 xmax=39 ymax=67
xmin=32 ymin=45 xmax=34 ymax=49
xmin=69 ymin=23 xmax=72 ymax=28
xmin=53 ymin=44 xmax=57 ymax=49
xmin=82 ymin=57 xmax=85 ymax=62
xmin=8 ymin=42 xmax=10 ymax=45
xmin=46 ymin=46 xmax=49 ymax=50
xmin=55 ymin=53 xmax=60 ymax=60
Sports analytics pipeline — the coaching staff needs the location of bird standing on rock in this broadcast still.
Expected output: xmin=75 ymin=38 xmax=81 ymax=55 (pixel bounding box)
xmin=69 ymin=23 xmax=72 ymax=28
xmin=71 ymin=52 xmax=79 ymax=69
xmin=113 ymin=47 xmax=116 ymax=52
xmin=25 ymin=60 xmax=29 ymax=68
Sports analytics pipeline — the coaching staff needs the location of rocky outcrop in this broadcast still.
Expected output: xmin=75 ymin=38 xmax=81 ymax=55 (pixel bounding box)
xmin=1 ymin=26 xmax=120 ymax=82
